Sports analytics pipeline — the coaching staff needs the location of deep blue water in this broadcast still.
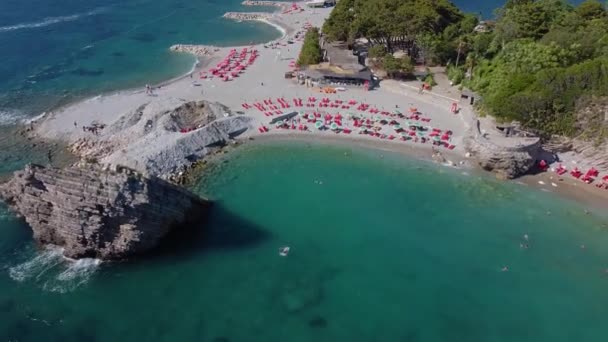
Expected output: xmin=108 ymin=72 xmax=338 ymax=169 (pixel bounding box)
xmin=0 ymin=0 xmax=280 ymax=123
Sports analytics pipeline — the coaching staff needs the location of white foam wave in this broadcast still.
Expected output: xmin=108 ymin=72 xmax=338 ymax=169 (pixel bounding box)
xmin=9 ymin=246 xmax=102 ymax=293
xmin=43 ymin=257 xmax=102 ymax=293
xmin=0 ymin=109 xmax=24 ymax=125
xmin=0 ymin=7 xmax=107 ymax=33
xmin=22 ymin=111 xmax=47 ymax=124
xmin=9 ymin=246 xmax=64 ymax=282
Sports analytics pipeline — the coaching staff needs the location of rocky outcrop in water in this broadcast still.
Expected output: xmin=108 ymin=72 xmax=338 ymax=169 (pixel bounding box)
xmin=464 ymin=133 xmax=542 ymax=179
xmin=0 ymin=163 xmax=210 ymax=260
xmin=241 ymin=1 xmax=293 ymax=8
xmin=169 ymin=44 xmax=215 ymax=57
xmin=223 ymin=12 xmax=271 ymax=21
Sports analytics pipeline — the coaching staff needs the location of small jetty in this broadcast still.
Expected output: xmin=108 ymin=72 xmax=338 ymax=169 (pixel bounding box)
xmin=241 ymin=1 xmax=294 ymax=8
xmin=223 ymin=12 xmax=271 ymax=21
xmin=170 ymin=44 xmax=215 ymax=57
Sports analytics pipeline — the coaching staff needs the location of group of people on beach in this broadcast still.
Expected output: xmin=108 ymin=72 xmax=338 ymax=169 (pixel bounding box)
xmin=78 ymin=121 xmax=105 ymax=136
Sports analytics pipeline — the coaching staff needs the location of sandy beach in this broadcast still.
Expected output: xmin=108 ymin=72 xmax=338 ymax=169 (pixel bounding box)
xmin=29 ymin=3 xmax=608 ymax=208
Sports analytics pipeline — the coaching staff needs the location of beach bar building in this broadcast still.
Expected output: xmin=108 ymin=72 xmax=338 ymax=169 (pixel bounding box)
xmin=302 ymin=68 xmax=372 ymax=86
xmin=300 ymin=42 xmax=373 ymax=87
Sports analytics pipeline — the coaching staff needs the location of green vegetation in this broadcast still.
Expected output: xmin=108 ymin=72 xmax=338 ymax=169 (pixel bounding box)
xmin=383 ymin=54 xmax=415 ymax=78
xmin=297 ymin=28 xmax=323 ymax=66
xmin=322 ymin=0 xmax=473 ymax=65
xmin=453 ymin=0 xmax=608 ymax=138
xmin=424 ymin=73 xmax=436 ymax=87
xmin=367 ymin=45 xmax=414 ymax=78
xmin=323 ymin=0 xmax=608 ymax=140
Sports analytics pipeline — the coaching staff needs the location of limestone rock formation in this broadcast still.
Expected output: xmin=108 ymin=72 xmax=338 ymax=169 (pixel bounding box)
xmin=0 ymin=163 xmax=211 ymax=259
xmin=464 ymin=133 xmax=541 ymax=179
xmin=64 ymin=99 xmax=253 ymax=178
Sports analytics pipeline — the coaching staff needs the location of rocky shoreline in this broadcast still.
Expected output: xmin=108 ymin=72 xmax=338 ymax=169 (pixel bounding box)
xmin=62 ymin=99 xmax=253 ymax=179
xmin=169 ymin=44 xmax=217 ymax=57
xmin=464 ymin=131 xmax=542 ymax=179
xmin=223 ymin=12 xmax=271 ymax=21
xmin=0 ymin=163 xmax=211 ymax=259
xmin=241 ymin=0 xmax=294 ymax=8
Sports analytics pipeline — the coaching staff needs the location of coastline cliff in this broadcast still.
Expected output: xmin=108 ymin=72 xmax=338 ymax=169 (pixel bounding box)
xmin=0 ymin=163 xmax=211 ymax=259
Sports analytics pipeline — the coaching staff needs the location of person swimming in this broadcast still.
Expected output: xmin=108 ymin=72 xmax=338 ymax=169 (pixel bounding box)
xmin=501 ymin=266 xmax=509 ymax=272
xmin=279 ymin=246 xmax=290 ymax=257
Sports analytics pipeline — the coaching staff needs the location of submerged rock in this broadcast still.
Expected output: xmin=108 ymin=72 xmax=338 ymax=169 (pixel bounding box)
xmin=0 ymin=163 xmax=210 ymax=259
xmin=308 ymin=315 xmax=328 ymax=329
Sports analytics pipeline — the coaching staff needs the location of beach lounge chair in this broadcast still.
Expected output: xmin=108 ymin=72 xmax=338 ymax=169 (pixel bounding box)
xmin=570 ymin=168 xmax=583 ymax=179
xmin=587 ymin=168 xmax=599 ymax=177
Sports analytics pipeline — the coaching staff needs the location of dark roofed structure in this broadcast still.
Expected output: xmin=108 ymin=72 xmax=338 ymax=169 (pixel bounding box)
xmin=323 ymin=42 xmax=364 ymax=71
xmin=300 ymin=41 xmax=372 ymax=86
xmin=303 ymin=67 xmax=372 ymax=85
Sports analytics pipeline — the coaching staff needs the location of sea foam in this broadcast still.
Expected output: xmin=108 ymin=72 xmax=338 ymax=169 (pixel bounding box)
xmin=0 ymin=7 xmax=107 ymax=33
xmin=9 ymin=245 xmax=102 ymax=293
xmin=0 ymin=109 xmax=24 ymax=125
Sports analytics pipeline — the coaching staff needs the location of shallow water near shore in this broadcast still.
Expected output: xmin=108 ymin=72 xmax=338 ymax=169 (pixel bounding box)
xmin=1 ymin=141 xmax=608 ymax=341
xmin=0 ymin=125 xmax=76 ymax=179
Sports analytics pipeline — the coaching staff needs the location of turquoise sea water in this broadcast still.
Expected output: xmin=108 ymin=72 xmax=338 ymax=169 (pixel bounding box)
xmin=0 ymin=0 xmax=280 ymax=122
xmin=1 ymin=141 xmax=608 ymax=341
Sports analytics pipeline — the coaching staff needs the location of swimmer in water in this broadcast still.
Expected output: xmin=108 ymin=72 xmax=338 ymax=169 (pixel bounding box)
xmin=523 ymin=234 xmax=529 ymax=241
xmin=501 ymin=266 xmax=509 ymax=272
xmin=279 ymin=246 xmax=290 ymax=257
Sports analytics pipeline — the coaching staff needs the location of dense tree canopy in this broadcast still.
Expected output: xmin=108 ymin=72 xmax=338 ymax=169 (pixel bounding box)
xmin=367 ymin=45 xmax=414 ymax=78
xmin=322 ymin=0 xmax=468 ymax=63
xmin=457 ymin=0 xmax=608 ymax=137
xmin=298 ymin=28 xmax=323 ymax=66
xmin=323 ymin=0 xmax=608 ymax=139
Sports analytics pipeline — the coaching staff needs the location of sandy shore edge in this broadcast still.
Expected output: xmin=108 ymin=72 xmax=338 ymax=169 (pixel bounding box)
xmin=231 ymin=133 xmax=608 ymax=211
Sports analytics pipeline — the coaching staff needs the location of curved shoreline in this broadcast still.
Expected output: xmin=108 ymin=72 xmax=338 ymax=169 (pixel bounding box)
xmin=203 ymin=133 xmax=608 ymax=212
xmin=13 ymin=4 xmax=608 ymax=213
xmin=28 ymin=7 xmax=290 ymax=126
